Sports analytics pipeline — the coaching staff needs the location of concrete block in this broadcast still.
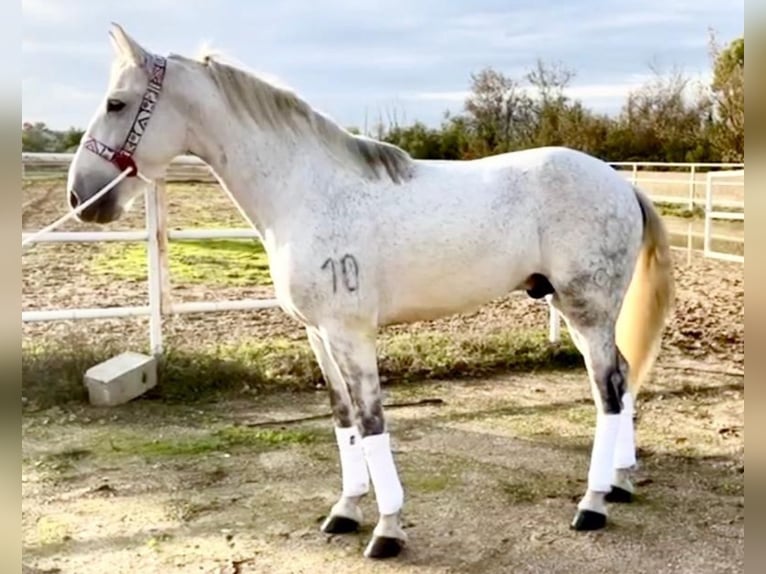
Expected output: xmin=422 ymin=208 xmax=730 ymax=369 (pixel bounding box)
xmin=84 ymin=352 xmax=157 ymax=407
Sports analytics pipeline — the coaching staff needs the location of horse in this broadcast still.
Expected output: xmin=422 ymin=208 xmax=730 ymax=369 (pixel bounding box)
xmin=65 ymin=24 xmax=674 ymax=560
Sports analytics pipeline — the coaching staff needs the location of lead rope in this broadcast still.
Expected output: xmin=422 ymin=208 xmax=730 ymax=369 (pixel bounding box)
xmin=21 ymin=168 xmax=152 ymax=250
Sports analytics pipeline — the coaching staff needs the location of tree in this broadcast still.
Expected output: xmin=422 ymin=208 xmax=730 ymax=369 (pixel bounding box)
xmin=525 ymin=59 xmax=576 ymax=148
xmin=612 ymin=66 xmax=712 ymax=162
xmin=21 ymin=122 xmax=85 ymax=152
xmin=58 ymin=128 xmax=85 ymax=152
xmin=382 ymin=121 xmax=443 ymax=159
xmin=463 ymin=67 xmax=534 ymax=155
xmin=709 ymin=33 xmax=744 ymax=161
xmin=22 ymin=122 xmax=54 ymax=152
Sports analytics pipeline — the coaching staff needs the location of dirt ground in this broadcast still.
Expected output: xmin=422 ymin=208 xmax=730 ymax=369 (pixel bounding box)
xmin=22 ymin=364 xmax=743 ymax=574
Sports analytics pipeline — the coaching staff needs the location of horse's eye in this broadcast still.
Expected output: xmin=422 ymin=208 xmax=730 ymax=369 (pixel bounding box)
xmin=106 ymin=99 xmax=126 ymax=113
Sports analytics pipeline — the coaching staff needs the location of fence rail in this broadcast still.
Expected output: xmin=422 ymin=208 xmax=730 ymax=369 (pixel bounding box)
xmin=22 ymin=154 xmax=744 ymax=354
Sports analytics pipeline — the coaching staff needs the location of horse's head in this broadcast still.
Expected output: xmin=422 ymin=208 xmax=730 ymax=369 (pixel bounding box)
xmin=67 ymin=24 xmax=188 ymax=223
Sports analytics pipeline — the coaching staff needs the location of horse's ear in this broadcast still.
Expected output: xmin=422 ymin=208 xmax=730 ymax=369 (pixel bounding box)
xmin=108 ymin=23 xmax=149 ymax=67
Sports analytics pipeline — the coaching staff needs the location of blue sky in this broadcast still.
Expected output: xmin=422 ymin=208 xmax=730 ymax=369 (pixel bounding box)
xmin=23 ymin=0 xmax=744 ymax=131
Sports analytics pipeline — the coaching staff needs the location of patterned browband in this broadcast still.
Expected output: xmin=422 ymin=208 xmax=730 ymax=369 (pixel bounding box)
xmin=83 ymin=55 xmax=167 ymax=177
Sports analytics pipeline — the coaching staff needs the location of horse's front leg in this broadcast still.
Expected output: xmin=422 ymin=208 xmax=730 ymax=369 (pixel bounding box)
xmin=306 ymin=327 xmax=369 ymax=534
xmin=322 ymin=325 xmax=407 ymax=559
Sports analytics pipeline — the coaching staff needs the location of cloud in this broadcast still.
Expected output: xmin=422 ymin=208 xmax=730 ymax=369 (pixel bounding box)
xmin=575 ymin=11 xmax=687 ymax=32
xmin=22 ymin=0 xmax=84 ymax=24
xmin=404 ymin=74 xmax=659 ymax=112
xmin=23 ymin=40 xmax=106 ymax=58
xmin=22 ymin=77 xmax=101 ymax=126
xmin=409 ymin=91 xmax=470 ymax=103
xmin=21 ymin=0 xmax=743 ymax=129
xmin=566 ymin=75 xmax=655 ymax=101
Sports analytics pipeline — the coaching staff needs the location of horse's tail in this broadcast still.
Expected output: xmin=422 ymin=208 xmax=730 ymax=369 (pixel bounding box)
xmin=615 ymin=188 xmax=675 ymax=395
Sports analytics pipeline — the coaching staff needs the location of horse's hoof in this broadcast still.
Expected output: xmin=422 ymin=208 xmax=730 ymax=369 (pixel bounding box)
xmin=320 ymin=515 xmax=360 ymax=534
xmin=605 ymin=485 xmax=634 ymax=503
xmin=571 ymin=509 xmax=607 ymax=531
xmin=364 ymin=536 xmax=404 ymax=559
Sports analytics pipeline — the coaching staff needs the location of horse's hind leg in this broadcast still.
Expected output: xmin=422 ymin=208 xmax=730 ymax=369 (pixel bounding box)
xmin=564 ymin=320 xmax=637 ymax=505
xmin=307 ymin=327 xmax=369 ymax=534
xmin=606 ymin=393 xmax=637 ymax=504
xmin=551 ymin=276 xmax=633 ymax=531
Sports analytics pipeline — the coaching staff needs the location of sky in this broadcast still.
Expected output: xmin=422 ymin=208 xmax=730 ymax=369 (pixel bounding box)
xmin=23 ymin=0 xmax=744 ymax=131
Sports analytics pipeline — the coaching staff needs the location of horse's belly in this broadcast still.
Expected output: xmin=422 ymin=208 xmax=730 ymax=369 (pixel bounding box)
xmin=378 ymin=259 xmax=524 ymax=325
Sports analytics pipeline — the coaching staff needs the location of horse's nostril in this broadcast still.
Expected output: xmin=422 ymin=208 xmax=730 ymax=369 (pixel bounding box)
xmin=68 ymin=189 xmax=81 ymax=209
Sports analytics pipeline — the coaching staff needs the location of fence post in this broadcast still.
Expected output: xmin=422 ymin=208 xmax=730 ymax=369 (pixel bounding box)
xmin=688 ymin=164 xmax=696 ymax=210
xmin=547 ymin=295 xmax=560 ymax=343
xmin=631 ymin=163 xmax=638 ymax=186
xmin=155 ymin=179 xmax=172 ymax=313
xmin=145 ymin=181 xmax=169 ymax=356
xmin=703 ymin=172 xmax=713 ymax=258
xmin=686 ymin=221 xmax=693 ymax=266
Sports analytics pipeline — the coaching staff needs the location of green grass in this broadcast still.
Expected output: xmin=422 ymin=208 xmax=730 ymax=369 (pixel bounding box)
xmin=22 ymin=330 xmax=580 ymax=409
xmin=104 ymin=426 xmax=318 ymax=458
xmin=656 ymin=201 xmax=744 ymax=220
xmin=656 ymin=202 xmax=706 ymax=219
xmin=499 ymin=470 xmax=581 ymax=503
xmin=35 ymin=447 xmax=92 ymax=474
xmin=91 ymin=239 xmax=271 ymax=286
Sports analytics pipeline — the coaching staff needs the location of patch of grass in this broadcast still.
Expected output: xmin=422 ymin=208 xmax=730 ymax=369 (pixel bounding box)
xmin=91 ymin=238 xmax=271 ymax=286
xmin=107 ymin=434 xmax=224 ymax=457
xmin=499 ymin=470 xmax=580 ymax=504
xmin=22 ymin=335 xmax=124 ymax=408
xmin=710 ymin=479 xmax=744 ymax=497
xmin=657 ymin=202 xmax=705 ymax=219
xmin=443 ymin=401 xmax=594 ymax=444
xmin=657 ymin=201 xmax=744 ymax=220
xmin=405 ymin=472 xmax=454 ymax=493
xmin=166 ymin=499 xmax=223 ymax=522
xmin=21 ymin=337 xmax=130 ymax=410
xmin=36 ymin=447 xmax=92 ymax=475
xmin=214 ymin=426 xmax=318 ymax=447
xmin=103 ymin=426 xmax=318 ymax=458
xmin=23 ymin=329 xmax=580 ymax=409
xmin=378 ymin=330 xmax=581 ymax=382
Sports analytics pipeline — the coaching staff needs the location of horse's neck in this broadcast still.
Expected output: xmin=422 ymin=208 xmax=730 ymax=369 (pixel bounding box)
xmin=187 ymin=110 xmax=330 ymax=239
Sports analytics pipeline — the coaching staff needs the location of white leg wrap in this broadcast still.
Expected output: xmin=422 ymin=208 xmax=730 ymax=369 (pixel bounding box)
xmin=334 ymin=426 xmax=369 ymax=497
xmin=362 ymin=432 xmax=404 ymax=516
xmin=588 ymin=413 xmax=621 ymax=492
xmin=614 ymin=393 xmax=636 ymax=470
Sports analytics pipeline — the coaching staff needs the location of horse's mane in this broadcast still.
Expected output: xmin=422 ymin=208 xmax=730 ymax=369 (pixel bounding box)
xmin=178 ymin=49 xmax=414 ymax=184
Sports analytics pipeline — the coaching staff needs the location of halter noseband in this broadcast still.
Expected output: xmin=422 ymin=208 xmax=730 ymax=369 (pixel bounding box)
xmin=83 ymin=55 xmax=167 ymax=177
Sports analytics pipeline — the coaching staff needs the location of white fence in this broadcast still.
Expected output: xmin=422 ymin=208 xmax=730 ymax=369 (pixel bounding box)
xmin=704 ymin=169 xmax=745 ymax=263
xmin=21 ymin=154 xmax=744 ymax=354
xmin=609 ymin=161 xmax=744 ymax=210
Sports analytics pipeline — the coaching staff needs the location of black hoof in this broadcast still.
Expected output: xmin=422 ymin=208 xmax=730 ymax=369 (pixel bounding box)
xmin=320 ymin=515 xmax=360 ymax=534
xmin=570 ymin=509 xmax=607 ymax=531
xmin=605 ymin=485 xmax=634 ymax=503
xmin=364 ymin=536 xmax=404 ymax=559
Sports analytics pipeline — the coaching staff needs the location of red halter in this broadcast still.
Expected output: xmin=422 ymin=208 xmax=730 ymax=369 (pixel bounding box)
xmin=83 ymin=55 xmax=167 ymax=177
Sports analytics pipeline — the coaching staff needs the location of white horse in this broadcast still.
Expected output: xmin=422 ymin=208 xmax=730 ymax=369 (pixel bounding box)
xmin=66 ymin=25 xmax=674 ymax=559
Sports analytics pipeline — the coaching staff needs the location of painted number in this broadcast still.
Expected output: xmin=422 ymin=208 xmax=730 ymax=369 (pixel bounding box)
xmin=321 ymin=254 xmax=359 ymax=293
